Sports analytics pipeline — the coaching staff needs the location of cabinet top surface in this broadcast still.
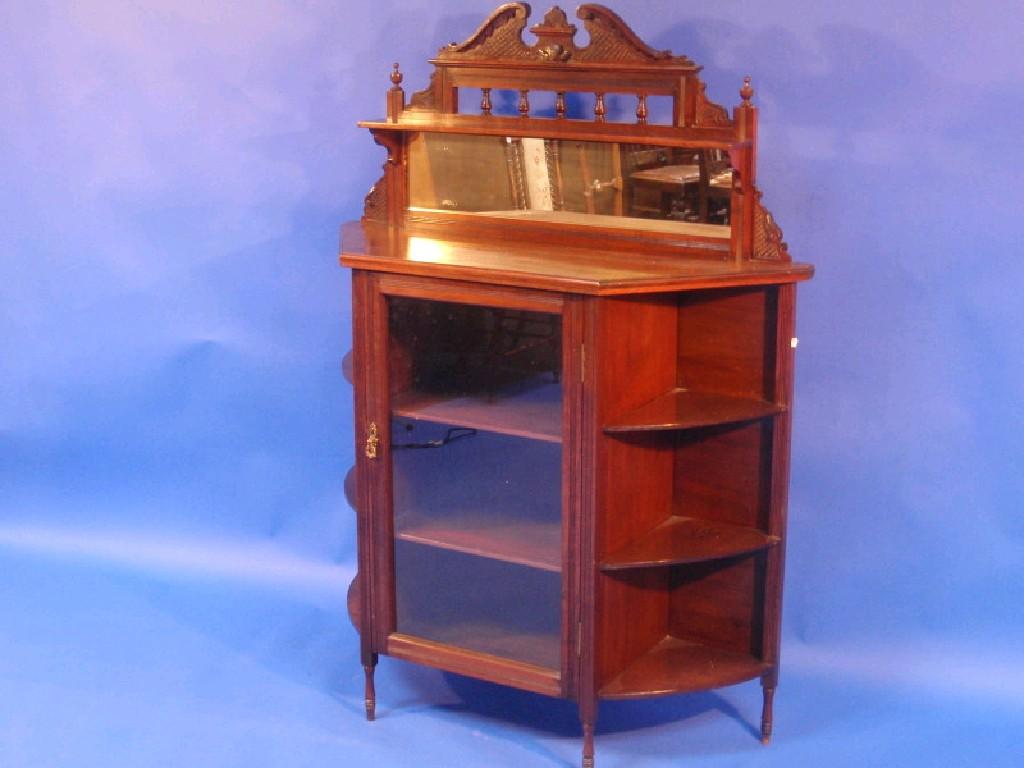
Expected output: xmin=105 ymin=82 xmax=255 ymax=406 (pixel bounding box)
xmin=339 ymin=220 xmax=813 ymax=295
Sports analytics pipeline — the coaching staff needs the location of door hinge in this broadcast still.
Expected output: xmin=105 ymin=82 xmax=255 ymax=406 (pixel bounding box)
xmin=580 ymin=343 xmax=586 ymax=383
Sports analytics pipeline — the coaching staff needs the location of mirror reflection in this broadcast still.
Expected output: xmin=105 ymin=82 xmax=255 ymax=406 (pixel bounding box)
xmin=408 ymin=133 xmax=732 ymax=233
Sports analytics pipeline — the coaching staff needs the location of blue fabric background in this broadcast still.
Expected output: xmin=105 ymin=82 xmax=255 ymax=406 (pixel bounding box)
xmin=2 ymin=1 xmax=1022 ymax=765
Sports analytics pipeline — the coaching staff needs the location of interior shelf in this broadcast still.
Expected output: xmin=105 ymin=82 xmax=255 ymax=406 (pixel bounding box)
xmin=397 ymin=515 xmax=561 ymax=572
xmin=603 ymin=387 xmax=784 ymax=433
xmin=600 ymin=635 xmax=768 ymax=699
xmin=393 ymin=378 xmax=562 ymax=443
xmin=601 ymin=516 xmax=778 ymax=571
xmin=396 ymin=619 xmax=562 ymax=672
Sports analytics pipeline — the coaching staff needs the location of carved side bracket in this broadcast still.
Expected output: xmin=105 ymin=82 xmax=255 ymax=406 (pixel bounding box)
xmin=752 ymin=190 xmax=790 ymax=262
xmin=362 ymin=131 xmax=404 ymax=223
xmin=408 ymin=70 xmax=440 ymax=110
xmin=695 ymin=80 xmax=731 ymax=127
xmin=362 ymin=171 xmax=389 ymax=223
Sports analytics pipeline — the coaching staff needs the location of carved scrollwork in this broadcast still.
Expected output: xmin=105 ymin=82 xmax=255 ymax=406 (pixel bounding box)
xmin=431 ymin=3 xmax=696 ymax=66
xmin=531 ymin=6 xmax=577 ymax=61
xmin=363 ymin=130 xmax=402 ymax=222
xmin=438 ymin=2 xmax=534 ymax=60
xmin=753 ymin=190 xmax=790 ymax=262
xmin=695 ymin=80 xmax=731 ymax=127
xmin=575 ymin=4 xmax=692 ymax=64
xmin=408 ymin=70 xmax=439 ymax=110
xmin=538 ymin=43 xmax=572 ymax=62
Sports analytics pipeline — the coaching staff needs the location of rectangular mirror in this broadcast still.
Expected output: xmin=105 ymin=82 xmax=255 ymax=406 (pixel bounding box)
xmin=408 ymin=133 xmax=733 ymax=235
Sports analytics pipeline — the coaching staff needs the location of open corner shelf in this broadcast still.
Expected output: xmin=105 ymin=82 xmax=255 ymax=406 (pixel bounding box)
xmin=600 ymin=635 xmax=768 ymax=699
xmin=396 ymin=515 xmax=562 ymax=572
xmin=392 ymin=379 xmax=562 ymax=443
xmin=601 ymin=516 xmax=778 ymax=571
xmin=603 ymin=387 xmax=784 ymax=434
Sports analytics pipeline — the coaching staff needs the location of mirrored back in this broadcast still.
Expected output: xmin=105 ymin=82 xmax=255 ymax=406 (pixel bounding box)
xmin=408 ymin=133 xmax=733 ymax=235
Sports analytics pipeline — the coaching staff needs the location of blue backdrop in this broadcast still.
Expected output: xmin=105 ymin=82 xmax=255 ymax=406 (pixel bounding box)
xmin=2 ymin=2 xmax=1022 ymax=766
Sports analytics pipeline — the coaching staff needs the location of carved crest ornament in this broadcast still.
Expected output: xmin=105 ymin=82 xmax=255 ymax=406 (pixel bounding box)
xmin=435 ymin=3 xmax=694 ymax=64
xmin=368 ymin=3 xmax=790 ymax=262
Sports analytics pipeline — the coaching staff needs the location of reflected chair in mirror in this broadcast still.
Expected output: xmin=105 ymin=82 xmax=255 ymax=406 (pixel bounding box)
xmin=626 ymin=148 xmax=731 ymax=223
xmin=695 ymin=148 xmax=733 ymax=224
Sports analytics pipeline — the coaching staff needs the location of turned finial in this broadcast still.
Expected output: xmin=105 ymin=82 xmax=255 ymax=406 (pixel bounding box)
xmin=387 ymin=63 xmax=405 ymax=122
xmin=740 ymin=75 xmax=754 ymax=104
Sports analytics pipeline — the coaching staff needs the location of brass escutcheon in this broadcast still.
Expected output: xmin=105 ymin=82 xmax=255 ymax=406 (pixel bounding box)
xmin=365 ymin=422 xmax=379 ymax=459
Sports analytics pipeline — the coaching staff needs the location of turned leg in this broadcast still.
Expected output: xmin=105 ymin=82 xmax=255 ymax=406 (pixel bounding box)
xmin=579 ymin=700 xmax=597 ymax=768
xmin=760 ymin=683 xmax=775 ymax=744
xmin=363 ymin=652 xmax=378 ymax=722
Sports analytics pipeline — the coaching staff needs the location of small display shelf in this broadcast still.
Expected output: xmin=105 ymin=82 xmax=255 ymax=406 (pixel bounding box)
xmin=394 ymin=541 xmax=562 ymax=672
xmin=386 ymin=633 xmax=563 ymax=697
xmin=604 ymin=387 xmax=784 ymax=434
xmin=392 ymin=379 xmax=562 ymax=443
xmin=601 ymin=515 xmax=778 ymax=571
xmin=392 ymin=621 xmax=562 ymax=672
xmin=396 ymin=515 xmax=561 ymax=572
xmin=600 ymin=635 xmax=768 ymax=699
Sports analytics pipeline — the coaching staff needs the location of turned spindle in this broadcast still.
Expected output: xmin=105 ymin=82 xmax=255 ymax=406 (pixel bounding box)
xmin=635 ymin=93 xmax=648 ymax=124
xmin=480 ymin=87 xmax=492 ymax=115
xmin=519 ymin=89 xmax=530 ymax=117
xmin=555 ymin=91 xmax=566 ymax=119
xmin=594 ymin=92 xmax=606 ymax=122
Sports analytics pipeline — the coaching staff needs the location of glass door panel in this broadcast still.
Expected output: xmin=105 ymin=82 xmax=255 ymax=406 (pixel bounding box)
xmin=388 ymin=297 xmax=563 ymax=670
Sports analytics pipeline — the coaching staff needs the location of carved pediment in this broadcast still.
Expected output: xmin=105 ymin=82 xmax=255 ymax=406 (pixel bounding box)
xmin=441 ymin=3 xmax=534 ymax=61
xmin=435 ymin=3 xmax=696 ymax=66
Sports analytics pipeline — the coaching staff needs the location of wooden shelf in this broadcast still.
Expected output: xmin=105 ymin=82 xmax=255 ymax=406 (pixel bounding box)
xmin=341 ymin=221 xmax=814 ymax=296
xmin=601 ymin=516 xmax=778 ymax=571
xmin=393 ymin=621 xmax=562 ymax=673
xmin=393 ymin=379 xmax=562 ymax=443
xmin=387 ymin=632 xmax=562 ymax=697
xmin=604 ymin=387 xmax=784 ymax=433
xmin=397 ymin=515 xmax=562 ymax=572
xmin=600 ymin=635 xmax=768 ymax=699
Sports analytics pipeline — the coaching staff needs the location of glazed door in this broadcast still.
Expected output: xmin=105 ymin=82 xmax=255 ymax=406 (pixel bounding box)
xmin=365 ymin=275 xmax=578 ymax=695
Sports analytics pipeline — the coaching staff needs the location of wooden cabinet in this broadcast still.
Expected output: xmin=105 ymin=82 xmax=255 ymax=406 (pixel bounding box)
xmin=339 ymin=5 xmax=813 ymax=766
